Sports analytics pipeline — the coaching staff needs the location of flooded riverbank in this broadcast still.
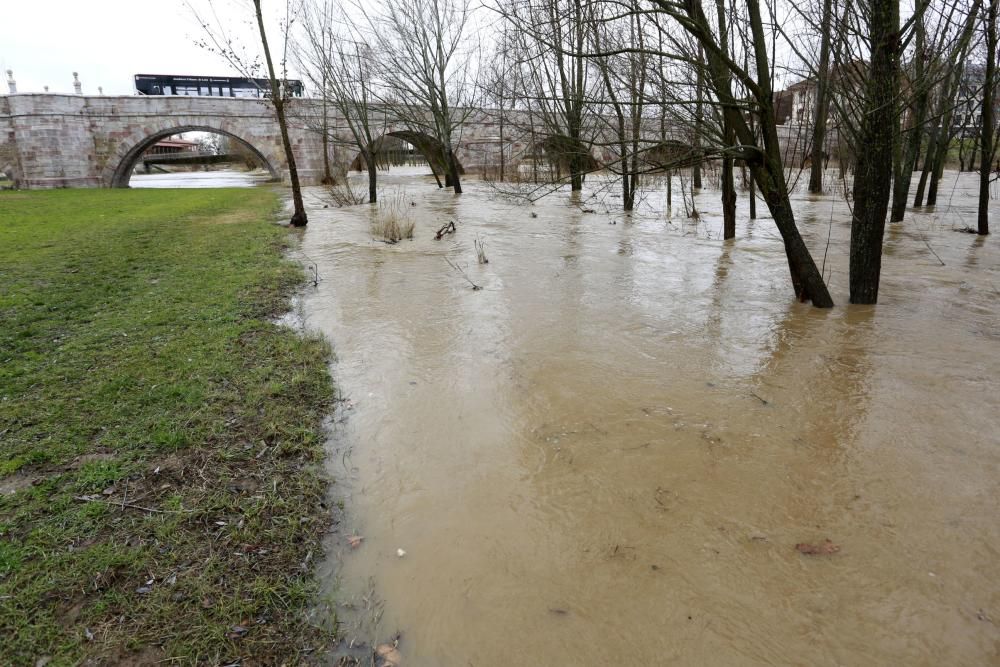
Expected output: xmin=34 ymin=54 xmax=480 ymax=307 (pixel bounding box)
xmin=296 ymin=167 xmax=999 ymax=665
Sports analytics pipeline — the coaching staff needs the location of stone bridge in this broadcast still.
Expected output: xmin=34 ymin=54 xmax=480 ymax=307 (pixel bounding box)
xmin=0 ymin=94 xmax=550 ymax=189
xmin=0 ymin=93 xmax=816 ymax=189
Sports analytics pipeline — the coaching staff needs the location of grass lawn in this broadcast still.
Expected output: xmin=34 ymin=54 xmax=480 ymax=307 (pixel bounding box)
xmin=0 ymin=188 xmax=335 ymax=665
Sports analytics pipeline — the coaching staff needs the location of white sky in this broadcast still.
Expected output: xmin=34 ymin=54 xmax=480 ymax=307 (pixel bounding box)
xmin=0 ymin=0 xmax=294 ymax=95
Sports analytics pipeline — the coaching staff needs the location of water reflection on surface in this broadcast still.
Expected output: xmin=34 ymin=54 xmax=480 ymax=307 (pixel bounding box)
xmin=129 ymin=170 xmax=270 ymax=188
xmin=297 ymin=168 xmax=1000 ymax=665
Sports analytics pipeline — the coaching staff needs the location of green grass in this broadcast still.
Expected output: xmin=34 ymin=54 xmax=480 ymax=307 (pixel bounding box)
xmin=0 ymin=189 xmax=336 ymax=665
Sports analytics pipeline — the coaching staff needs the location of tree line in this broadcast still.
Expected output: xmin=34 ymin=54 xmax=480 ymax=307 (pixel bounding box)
xmin=194 ymin=0 xmax=999 ymax=308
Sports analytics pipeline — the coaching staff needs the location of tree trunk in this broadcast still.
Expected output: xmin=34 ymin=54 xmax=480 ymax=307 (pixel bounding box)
xmin=927 ymin=133 xmax=949 ymax=205
xmin=739 ymin=0 xmax=833 ymax=304
xmin=849 ymin=0 xmax=899 ymax=304
xmin=980 ymin=0 xmax=998 ymax=235
xmin=569 ymin=163 xmax=583 ymax=190
xmin=448 ymin=150 xmax=463 ymax=194
xmin=808 ymin=0 xmax=835 ymax=193
xmin=693 ymin=45 xmax=704 ymax=189
xmin=321 ymin=73 xmax=332 ymax=185
xmin=499 ymin=113 xmax=506 ymax=182
xmin=367 ymin=151 xmax=378 ymax=204
xmin=722 ymin=156 xmax=736 ymax=238
xmin=890 ymin=2 xmax=927 ymax=222
xmin=671 ymin=0 xmax=834 ymax=305
xmin=253 ymin=0 xmax=307 ymax=227
xmin=925 ymin=0 xmax=982 ymax=207
xmin=622 ymin=142 xmax=633 ymax=210
xmin=715 ymin=0 xmax=736 ymax=239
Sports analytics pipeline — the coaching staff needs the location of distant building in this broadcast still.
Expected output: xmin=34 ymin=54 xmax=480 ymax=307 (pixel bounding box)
xmin=146 ymin=138 xmax=200 ymax=156
xmin=776 ymin=79 xmax=817 ymax=126
xmin=775 ymin=61 xmax=867 ymax=126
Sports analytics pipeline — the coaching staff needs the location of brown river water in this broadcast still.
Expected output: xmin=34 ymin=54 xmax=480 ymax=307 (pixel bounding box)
xmin=286 ymin=167 xmax=1000 ymax=665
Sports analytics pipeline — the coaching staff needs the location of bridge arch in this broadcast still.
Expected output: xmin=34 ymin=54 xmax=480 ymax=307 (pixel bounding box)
xmin=107 ymin=125 xmax=281 ymax=188
xmin=348 ymin=129 xmax=465 ymax=182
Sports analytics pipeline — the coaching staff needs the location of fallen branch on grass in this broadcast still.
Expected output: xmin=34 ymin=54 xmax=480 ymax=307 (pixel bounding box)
xmin=74 ymin=495 xmax=194 ymax=514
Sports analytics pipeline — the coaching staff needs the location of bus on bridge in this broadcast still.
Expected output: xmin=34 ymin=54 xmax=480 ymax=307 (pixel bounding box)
xmin=134 ymin=74 xmax=303 ymax=98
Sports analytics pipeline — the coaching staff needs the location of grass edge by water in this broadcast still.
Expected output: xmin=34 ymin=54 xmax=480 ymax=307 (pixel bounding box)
xmin=0 ymin=188 xmax=338 ymax=665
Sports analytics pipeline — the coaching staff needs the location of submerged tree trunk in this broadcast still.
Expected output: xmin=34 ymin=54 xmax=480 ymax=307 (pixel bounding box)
xmin=499 ymin=114 xmax=506 ymax=182
xmin=979 ymin=0 xmax=998 ymax=235
xmin=849 ymin=0 xmax=899 ymax=303
xmin=716 ymin=0 xmax=736 ymax=239
xmin=744 ymin=164 xmax=758 ymax=219
xmin=667 ymin=170 xmax=673 ymax=210
xmin=651 ymin=0 xmax=834 ymax=305
xmin=253 ymin=0 xmax=307 ymax=227
xmin=926 ymin=0 xmax=982 ymax=207
xmin=926 ymin=132 xmax=950 ymax=206
xmin=693 ymin=45 xmax=705 ymax=189
xmin=890 ymin=0 xmax=928 ymax=222
xmin=913 ymin=122 xmax=936 ymax=206
xmin=366 ymin=151 xmax=378 ymax=204
xmin=448 ymin=149 xmax=463 ymax=194
xmin=321 ymin=106 xmax=332 ymax=184
xmin=721 ymin=154 xmax=736 ymax=238
xmin=808 ymin=0 xmax=835 ymax=193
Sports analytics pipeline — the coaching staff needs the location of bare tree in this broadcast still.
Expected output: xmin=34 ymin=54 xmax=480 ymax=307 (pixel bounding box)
xmin=495 ymin=0 xmax=597 ymax=192
xmin=714 ymin=0 xmax=736 ymax=239
xmin=889 ymin=0 xmax=929 ymax=222
xmin=356 ymin=0 xmax=478 ymax=195
xmin=190 ymin=0 xmax=308 ymax=226
xmin=480 ymin=25 xmax=523 ymax=182
xmin=644 ymin=0 xmax=834 ymax=306
xmin=909 ymin=0 xmax=983 ymax=208
xmin=297 ymin=0 xmax=386 ymax=202
xmin=589 ymin=0 xmax=650 ymax=210
xmin=846 ymin=0 xmax=900 ymax=303
xmin=808 ymin=0 xmax=836 ymax=193
xmin=979 ymin=0 xmax=998 ymax=234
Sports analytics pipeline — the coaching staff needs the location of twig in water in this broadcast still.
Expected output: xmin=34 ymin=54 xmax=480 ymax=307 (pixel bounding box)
xmin=750 ymin=391 xmax=769 ymax=406
xmin=299 ymin=252 xmax=321 ymax=286
xmin=445 ymin=257 xmax=482 ymax=291
xmin=916 ymin=226 xmax=946 ymax=266
xmin=821 ymin=198 xmax=835 ymax=285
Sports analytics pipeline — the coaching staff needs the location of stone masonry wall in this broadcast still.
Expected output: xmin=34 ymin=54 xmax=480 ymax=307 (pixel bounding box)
xmin=0 ymin=93 xmax=826 ymax=190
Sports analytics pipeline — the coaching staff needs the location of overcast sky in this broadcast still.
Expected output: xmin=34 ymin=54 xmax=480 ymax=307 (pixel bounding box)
xmin=1 ymin=0 xmax=292 ymax=95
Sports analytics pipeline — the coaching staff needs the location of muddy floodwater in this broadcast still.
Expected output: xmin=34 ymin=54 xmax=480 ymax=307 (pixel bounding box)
xmin=293 ymin=167 xmax=1000 ymax=665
